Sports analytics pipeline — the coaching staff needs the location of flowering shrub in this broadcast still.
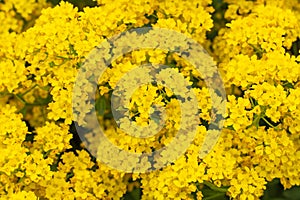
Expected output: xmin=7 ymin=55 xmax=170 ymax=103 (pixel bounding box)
xmin=0 ymin=0 xmax=300 ymax=199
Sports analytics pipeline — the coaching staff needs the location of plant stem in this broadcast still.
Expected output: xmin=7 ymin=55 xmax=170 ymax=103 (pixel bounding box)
xmin=21 ymin=84 xmax=38 ymax=96
xmin=261 ymin=117 xmax=275 ymax=128
xmin=15 ymin=94 xmax=27 ymax=104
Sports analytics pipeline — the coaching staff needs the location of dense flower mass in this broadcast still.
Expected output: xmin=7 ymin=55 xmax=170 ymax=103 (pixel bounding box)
xmin=0 ymin=0 xmax=300 ymax=199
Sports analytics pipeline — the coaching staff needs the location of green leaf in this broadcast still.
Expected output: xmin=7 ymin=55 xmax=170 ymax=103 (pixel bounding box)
xmin=269 ymin=198 xmax=287 ymax=200
xmin=202 ymin=188 xmax=219 ymax=197
xmin=202 ymin=192 xmax=227 ymax=200
xmin=130 ymin=188 xmax=141 ymax=200
xmin=203 ymin=181 xmax=228 ymax=193
xmin=95 ymin=96 xmax=106 ymax=116
xmin=282 ymin=186 xmax=300 ymax=200
xmin=201 ymin=188 xmax=228 ymax=200
xmin=122 ymin=188 xmax=141 ymax=200
xmin=262 ymin=179 xmax=284 ymax=200
xmin=201 ymin=182 xmax=229 ymax=200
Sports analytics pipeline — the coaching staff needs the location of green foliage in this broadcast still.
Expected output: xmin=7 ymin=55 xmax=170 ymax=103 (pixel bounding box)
xmin=48 ymin=0 xmax=97 ymax=10
xmin=262 ymin=179 xmax=300 ymax=200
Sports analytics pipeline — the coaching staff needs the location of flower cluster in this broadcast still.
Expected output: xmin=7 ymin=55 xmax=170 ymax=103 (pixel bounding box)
xmin=0 ymin=0 xmax=300 ymax=200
